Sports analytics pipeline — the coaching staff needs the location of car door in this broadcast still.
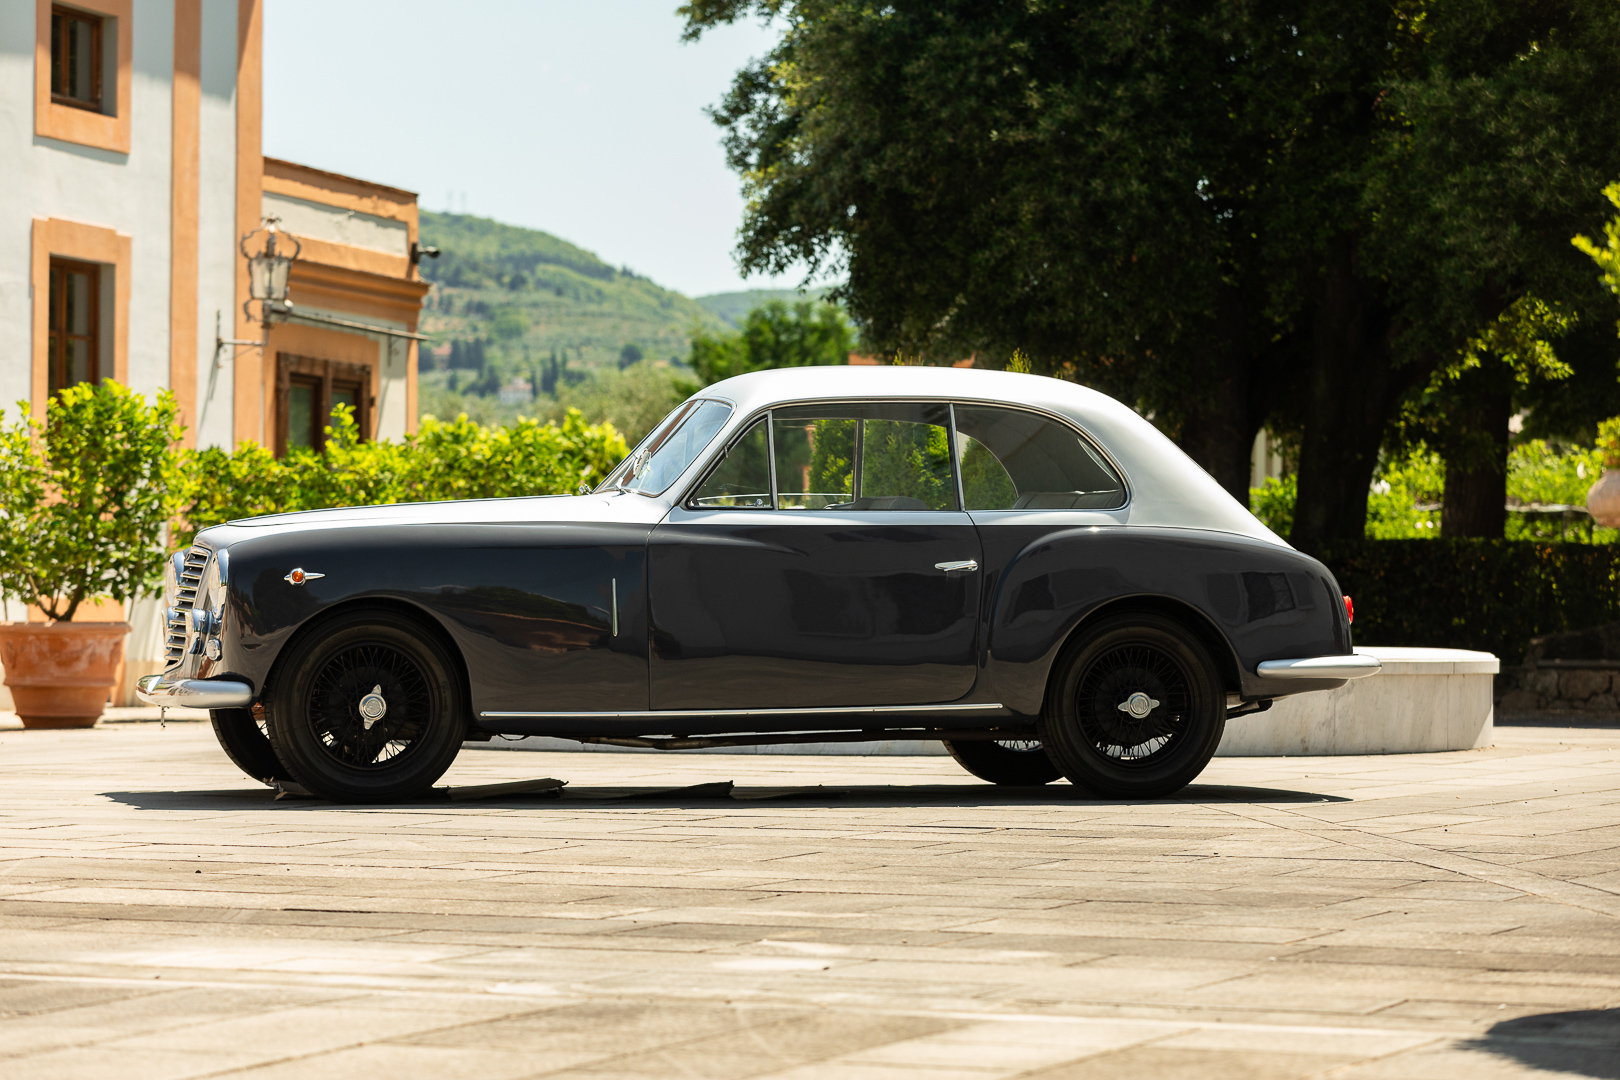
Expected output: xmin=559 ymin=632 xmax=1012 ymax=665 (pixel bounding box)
xmin=648 ymin=401 xmax=984 ymax=711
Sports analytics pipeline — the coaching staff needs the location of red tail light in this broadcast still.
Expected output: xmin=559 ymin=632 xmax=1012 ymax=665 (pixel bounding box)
xmin=1343 ymin=595 xmax=1354 ymax=625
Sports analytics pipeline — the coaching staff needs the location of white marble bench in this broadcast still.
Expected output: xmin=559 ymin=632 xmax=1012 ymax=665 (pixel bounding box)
xmin=1215 ymin=646 xmax=1498 ymax=756
xmin=477 ymin=646 xmax=1499 ymax=758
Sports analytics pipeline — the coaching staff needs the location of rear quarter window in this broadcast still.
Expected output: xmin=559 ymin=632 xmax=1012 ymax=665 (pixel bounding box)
xmin=954 ymin=405 xmax=1126 ymax=510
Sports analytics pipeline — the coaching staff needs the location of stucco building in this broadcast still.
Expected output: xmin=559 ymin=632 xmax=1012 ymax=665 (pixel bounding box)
xmin=1 ymin=0 xmax=429 ymax=701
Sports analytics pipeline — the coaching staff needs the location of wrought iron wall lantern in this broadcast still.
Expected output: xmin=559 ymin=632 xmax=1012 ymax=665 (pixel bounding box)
xmin=243 ymin=217 xmax=300 ymax=324
xmin=215 ymin=215 xmax=430 ymax=365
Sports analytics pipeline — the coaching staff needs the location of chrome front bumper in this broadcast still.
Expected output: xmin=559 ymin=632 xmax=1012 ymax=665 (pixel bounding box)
xmin=135 ymin=673 xmax=254 ymax=709
xmin=1255 ymin=654 xmax=1383 ymax=681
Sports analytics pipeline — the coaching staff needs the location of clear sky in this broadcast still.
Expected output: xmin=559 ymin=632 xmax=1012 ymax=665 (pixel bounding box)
xmin=263 ymin=0 xmax=812 ymax=298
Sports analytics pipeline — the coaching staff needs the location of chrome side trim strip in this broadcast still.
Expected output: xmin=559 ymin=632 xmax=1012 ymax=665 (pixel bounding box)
xmin=1256 ymin=655 xmax=1382 ymax=681
xmin=480 ymin=702 xmax=1007 ymax=720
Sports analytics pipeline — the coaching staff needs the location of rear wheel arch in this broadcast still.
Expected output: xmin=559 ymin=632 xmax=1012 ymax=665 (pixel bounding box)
xmin=1048 ymin=596 xmax=1242 ymax=702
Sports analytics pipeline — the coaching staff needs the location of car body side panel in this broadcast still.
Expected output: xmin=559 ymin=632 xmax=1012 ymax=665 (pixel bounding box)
xmin=209 ymin=523 xmax=652 ymax=717
xmin=647 ymin=510 xmax=984 ymax=710
xmin=971 ymin=521 xmax=1351 ymax=714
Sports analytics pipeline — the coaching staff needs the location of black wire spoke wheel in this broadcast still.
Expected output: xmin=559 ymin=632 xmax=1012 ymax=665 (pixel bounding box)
xmin=1074 ymin=645 xmax=1190 ymax=766
xmin=944 ymin=736 xmax=1062 ymax=786
xmin=265 ymin=610 xmax=467 ymax=803
xmin=308 ymin=643 xmax=432 ymax=769
xmin=209 ymin=707 xmax=291 ymax=785
xmin=1040 ymin=614 xmax=1225 ymax=799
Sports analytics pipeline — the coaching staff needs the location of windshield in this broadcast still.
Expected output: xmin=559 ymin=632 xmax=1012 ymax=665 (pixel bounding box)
xmin=602 ymin=398 xmax=733 ymax=496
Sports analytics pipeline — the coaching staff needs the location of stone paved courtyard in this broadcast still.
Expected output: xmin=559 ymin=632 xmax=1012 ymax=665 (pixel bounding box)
xmin=1 ymin=715 xmax=1617 ymax=1079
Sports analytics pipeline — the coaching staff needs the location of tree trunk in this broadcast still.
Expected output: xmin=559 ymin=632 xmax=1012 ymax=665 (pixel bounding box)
xmin=1177 ymin=370 xmax=1256 ymax=505
xmin=1441 ymin=383 xmax=1511 ymax=538
xmin=1172 ymin=281 xmax=1287 ymax=508
xmin=1291 ymin=237 xmax=1412 ymax=549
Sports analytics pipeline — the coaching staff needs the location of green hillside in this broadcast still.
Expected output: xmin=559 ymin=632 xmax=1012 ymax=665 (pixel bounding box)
xmin=694 ymin=287 xmax=832 ymax=328
xmin=417 ymin=211 xmax=726 ymax=372
xmin=412 ymin=214 xmax=850 ymax=443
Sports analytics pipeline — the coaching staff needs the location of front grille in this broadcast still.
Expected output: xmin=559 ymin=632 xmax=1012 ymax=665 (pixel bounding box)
xmin=164 ymin=545 xmax=210 ymax=666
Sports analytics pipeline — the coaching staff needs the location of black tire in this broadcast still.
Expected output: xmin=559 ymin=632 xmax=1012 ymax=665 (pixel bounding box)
xmin=1039 ymin=614 xmax=1226 ymax=799
xmin=944 ymin=737 xmax=1062 ymax=785
xmin=209 ymin=707 xmax=291 ymax=785
xmin=263 ymin=610 xmax=467 ymax=803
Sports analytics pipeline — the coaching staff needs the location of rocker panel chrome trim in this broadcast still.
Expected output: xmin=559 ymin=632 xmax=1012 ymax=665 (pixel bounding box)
xmin=481 ymin=702 xmax=1007 ymax=720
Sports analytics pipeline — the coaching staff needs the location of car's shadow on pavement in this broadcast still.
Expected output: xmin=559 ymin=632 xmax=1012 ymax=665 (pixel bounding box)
xmin=1459 ymin=1009 xmax=1620 ymax=1079
xmin=101 ymin=780 xmax=1349 ymax=811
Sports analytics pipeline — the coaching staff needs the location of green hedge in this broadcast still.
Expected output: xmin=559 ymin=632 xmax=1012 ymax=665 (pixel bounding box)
xmin=1318 ymin=540 xmax=1620 ymax=662
xmin=178 ymin=406 xmax=627 ymax=547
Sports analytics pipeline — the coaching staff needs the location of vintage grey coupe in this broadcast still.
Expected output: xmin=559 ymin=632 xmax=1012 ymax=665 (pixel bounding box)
xmin=139 ymin=367 xmax=1377 ymax=801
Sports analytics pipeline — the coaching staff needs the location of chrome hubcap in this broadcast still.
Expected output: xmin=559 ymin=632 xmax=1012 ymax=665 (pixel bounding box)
xmin=1118 ymin=691 xmax=1160 ymax=720
xmin=358 ymin=684 xmax=387 ymax=730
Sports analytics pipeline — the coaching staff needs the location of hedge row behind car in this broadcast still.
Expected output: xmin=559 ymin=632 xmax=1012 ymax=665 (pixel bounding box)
xmin=180 ymin=405 xmax=627 ymax=545
xmin=1318 ymin=539 xmax=1620 ymax=663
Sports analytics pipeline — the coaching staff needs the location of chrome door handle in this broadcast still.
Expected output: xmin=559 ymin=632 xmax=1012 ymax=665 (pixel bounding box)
xmin=935 ymin=560 xmax=979 ymax=573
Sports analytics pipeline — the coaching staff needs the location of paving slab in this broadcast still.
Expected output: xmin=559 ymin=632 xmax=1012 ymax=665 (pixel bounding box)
xmin=0 ymin=717 xmax=1617 ymax=1078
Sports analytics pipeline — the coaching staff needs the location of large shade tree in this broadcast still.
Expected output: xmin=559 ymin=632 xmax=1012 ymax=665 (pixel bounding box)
xmin=682 ymin=0 xmax=1620 ymax=544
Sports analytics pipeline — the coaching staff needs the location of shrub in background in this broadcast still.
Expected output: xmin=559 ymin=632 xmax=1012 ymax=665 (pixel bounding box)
xmin=1251 ymin=440 xmax=1618 ymax=543
xmin=0 ymin=383 xmax=185 ymax=620
xmin=180 ymin=406 xmax=626 ymax=546
xmin=1321 ymin=540 xmax=1620 ymax=661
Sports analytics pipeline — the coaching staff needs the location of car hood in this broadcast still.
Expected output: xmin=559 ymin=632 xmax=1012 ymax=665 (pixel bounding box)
xmin=197 ymin=491 xmax=668 ymax=547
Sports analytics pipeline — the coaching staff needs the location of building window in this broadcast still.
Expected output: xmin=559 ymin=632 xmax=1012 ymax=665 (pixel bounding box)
xmin=50 ymin=5 xmax=103 ymax=112
xmin=47 ymin=257 xmax=100 ymax=394
xmin=277 ymin=354 xmax=371 ymax=455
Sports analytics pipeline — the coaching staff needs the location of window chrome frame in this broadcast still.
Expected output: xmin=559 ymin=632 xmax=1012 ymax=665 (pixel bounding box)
xmin=675 ymin=396 xmax=1133 ymax=514
xmin=600 ymin=396 xmax=735 ymax=499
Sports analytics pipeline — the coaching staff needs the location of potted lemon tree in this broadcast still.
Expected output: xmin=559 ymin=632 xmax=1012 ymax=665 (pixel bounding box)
xmin=0 ymin=382 xmax=184 ymax=727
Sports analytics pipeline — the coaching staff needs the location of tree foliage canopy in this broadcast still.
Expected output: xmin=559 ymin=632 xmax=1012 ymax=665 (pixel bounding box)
xmin=688 ymin=298 xmax=854 ymax=385
xmin=684 ymin=0 xmax=1620 ymax=542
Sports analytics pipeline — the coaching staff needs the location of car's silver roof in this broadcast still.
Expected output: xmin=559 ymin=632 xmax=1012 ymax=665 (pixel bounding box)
xmin=204 ymin=365 xmax=1288 ymax=547
xmin=699 ymin=366 xmax=1287 ymax=546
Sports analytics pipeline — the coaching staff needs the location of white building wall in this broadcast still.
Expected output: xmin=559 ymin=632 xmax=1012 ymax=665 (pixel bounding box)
xmin=0 ymin=3 xmax=45 ymax=413
xmin=194 ymin=0 xmax=238 ymax=449
xmin=0 ymin=1 xmax=180 ymax=405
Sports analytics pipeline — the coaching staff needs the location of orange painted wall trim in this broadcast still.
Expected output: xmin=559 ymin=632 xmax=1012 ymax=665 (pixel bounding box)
xmin=170 ymin=0 xmax=201 ymax=448
xmin=33 ymin=0 xmax=133 ymax=154
xmin=30 ymin=217 xmax=131 ymax=419
xmin=288 ymin=262 xmax=431 ymax=323
xmin=233 ymin=0 xmax=264 ymax=446
xmin=287 ymin=235 xmax=411 ymax=281
xmin=263 ymin=158 xmax=419 ymax=220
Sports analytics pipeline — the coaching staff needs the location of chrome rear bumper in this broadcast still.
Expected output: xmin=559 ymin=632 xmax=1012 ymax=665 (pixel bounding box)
xmin=136 ymin=673 xmax=254 ymax=709
xmin=1255 ymin=654 xmax=1383 ymax=681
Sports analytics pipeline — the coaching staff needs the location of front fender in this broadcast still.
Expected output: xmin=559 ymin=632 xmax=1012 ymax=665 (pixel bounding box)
xmin=208 ymin=521 xmax=652 ymax=712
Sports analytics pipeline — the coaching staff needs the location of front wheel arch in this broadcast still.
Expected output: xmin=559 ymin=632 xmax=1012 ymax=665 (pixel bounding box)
xmin=259 ymin=597 xmax=474 ymax=733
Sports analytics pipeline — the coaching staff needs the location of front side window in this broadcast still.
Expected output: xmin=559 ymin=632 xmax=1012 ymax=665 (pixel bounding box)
xmin=47 ymin=257 xmax=99 ymax=394
xmin=608 ymin=398 xmax=733 ymax=495
xmin=51 ymin=6 xmax=104 ymax=112
xmin=689 ymin=419 xmax=770 ymax=507
xmin=774 ymin=402 xmax=956 ymax=511
xmin=954 ymin=404 xmax=1126 ymax=510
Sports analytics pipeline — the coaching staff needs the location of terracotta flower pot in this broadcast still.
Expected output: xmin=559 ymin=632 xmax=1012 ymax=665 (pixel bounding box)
xmin=0 ymin=622 xmax=128 ymax=729
xmin=1588 ymin=468 xmax=1620 ymax=528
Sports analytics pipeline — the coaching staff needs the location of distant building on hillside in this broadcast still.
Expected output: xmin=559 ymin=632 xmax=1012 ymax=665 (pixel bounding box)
xmin=498 ymin=377 xmax=534 ymax=405
xmin=0 ymin=1 xmax=429 ymax=701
